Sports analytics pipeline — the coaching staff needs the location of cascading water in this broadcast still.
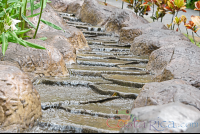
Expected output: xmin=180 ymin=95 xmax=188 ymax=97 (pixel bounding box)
xmin=26 ymin=12 xmax=152 ymax=133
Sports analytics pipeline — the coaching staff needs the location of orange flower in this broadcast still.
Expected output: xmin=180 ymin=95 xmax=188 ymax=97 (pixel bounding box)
xmin=184 ymin=21 xmax=200 ymax=33
xmin=146 ymin=5 xmax=151 ymax=11
xmin=194 ymin=1 xmax=200 ymax=10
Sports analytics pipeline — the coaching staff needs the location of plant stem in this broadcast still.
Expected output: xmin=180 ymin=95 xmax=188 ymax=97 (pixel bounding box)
xmin=171 ymin=13 xmax=175 ymax=30
xmin=19 ymin=0 xmax=22 ymax=28
xmin=172 ymin=11 xmax=178 ymax=30
xmin=152 ymin=2 xmax=155 ymax=22
xmin=178 ymin=25 xmax=181 ymax=32
xmin=192 ymin=32 xmax=196 ymax=45
xmin=21 ymin=0 xmax=28 ymax=38
xmin=122 ymin=1 xmax=124 ymax=9
xmin=5 ymin=0 xmax=8 ymax=9
xmin=195 ymin=32 xmax=200 ymax=37
xmin=185 ymin=28 xmax=189 ymax=38
xmin=33 ymin=0 xmax=44 ymax=39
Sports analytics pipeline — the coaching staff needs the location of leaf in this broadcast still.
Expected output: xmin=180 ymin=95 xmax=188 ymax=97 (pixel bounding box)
xmin=38 ymin=37 xmax=48 ymax=41
xmin=27 ymin=3 xmax=40 ymax=10
xmin=21 ymin=14 xmax=36 ymax=28
xmin=27 ymin=12 xmax=41 ymax=18
xmin=30 ymin=0 xmax=34 ymax=15
xmin=43 ymin=0 xmax=47 ymax=8
xmin=14 ymin=29 xmax=31 ymax=35
xmin=11 ymin=13 xmax=19 ymax=18
xmin=23 ymin=40 xmax=46 ymax=49
xmin=41 ymin=19 xmax=62 ymax=30
xmin=1 ymin=32 xmax=8 ymax=56
xmin=7 ymin=31 xmax=27 ymax=47
xmin=7 ymin=0 xmax=18 ymax=3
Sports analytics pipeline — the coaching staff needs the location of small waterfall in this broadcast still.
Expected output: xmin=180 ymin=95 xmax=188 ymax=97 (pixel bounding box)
xmin=93 ymin=27 xmax=98 ymax=32
xmin=88 ymin=27 xmax=92 ymax=31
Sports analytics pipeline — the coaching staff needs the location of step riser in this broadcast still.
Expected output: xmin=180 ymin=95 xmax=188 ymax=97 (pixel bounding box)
xmin=69 ymin=69 xmax=147 ymax=77
xmin=89 ymin=84 xmax=138 ymax=99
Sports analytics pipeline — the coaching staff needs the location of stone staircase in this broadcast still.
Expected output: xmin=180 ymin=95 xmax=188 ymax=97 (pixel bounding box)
xmin=28 ymin=12 xmax=153 ymax=133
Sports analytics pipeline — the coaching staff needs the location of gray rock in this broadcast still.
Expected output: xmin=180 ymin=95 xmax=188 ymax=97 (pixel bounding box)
xmin=146 ymin=42 xmax=200 ymax=89
xmin=120 ymin=102 xmax=200 ymax=133
xmin=130 ymin=30 xmax=189 ymax=56
xmin=120 ymin=22 xmax=168 ymax=44
xmin=133 ymin=79 xmax=200 ymax=111
xmin=48 ymin=0 xmax=84 ymax=15
xmin=79 ymin=0 xmax=148 ymax=34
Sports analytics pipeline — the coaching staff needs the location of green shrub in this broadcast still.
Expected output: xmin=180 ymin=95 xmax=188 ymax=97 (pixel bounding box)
xmin=186 ymin=0 xmax=199 ymax=9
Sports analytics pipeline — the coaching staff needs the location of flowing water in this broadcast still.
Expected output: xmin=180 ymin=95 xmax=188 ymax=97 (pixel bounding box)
xmin=27 ymin=12 xmax=153 ymax=133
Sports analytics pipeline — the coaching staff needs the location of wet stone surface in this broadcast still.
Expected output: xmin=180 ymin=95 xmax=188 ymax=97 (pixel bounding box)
xmin=28 ymin=12 xmax=153 ymax=133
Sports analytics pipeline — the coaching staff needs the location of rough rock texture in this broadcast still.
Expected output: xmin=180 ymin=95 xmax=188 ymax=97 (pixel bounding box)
xmin=146 ymin=42 xmax=200 ymax=88
xmin=48 ymin=0 xmax=84 ymax=15
xmin=36 ymin=32 xmax=77 ymax=64
xmin=120 ymin=102 xmax=200 ymax=133
xmin=0 ymin=65 xmax=42 ymax=132
xmin=130 ymin=29 xmax=190 ymax=56
xmin=0 ymin=39 xmax=69 ymax=80
xmin=184 ymin=118 xmax=200 ymax=133
xmin=119 ymin=22 xmax=168 ymax=44
xmin=26 ymin=3 xmax=89 ymax=51
xmin=133 ymin=79 xmax=200 ymax=110
xmin=79 ymin=0 xmax=148 ymax=34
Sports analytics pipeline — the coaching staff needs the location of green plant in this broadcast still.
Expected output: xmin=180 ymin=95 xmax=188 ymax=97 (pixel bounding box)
xmin=0 ymin=0 xmax=63 ymax=57
xmin=184 ymin=33 xmax=200 ymax=47
xmin=186 ymin=0 xmax=198 ymax=9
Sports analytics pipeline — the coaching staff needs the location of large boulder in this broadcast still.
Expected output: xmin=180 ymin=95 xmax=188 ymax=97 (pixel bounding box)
xmin=120 ymin=102 xmax=200 ymax=133
xmin=36 ymin=32 xmax=77 ymax=64
xmin=0 ymin=39 xmax=69 ymax=80
xmin=133 ymin=79 xmax=200 ymax=110
xmin=26 ymin=3 xmax=89 ymax=51
xmin=48 ymin=0 xmax=84 ymax=15
xmin=0 ymin=65 xmax=42 ymax=132
xmin=119 ymin=22 xmax=168 ymax=44
xmin=146 ymin=42 xmax=200 ymax=89
xmin=130 ymin=29 xmax=189 ymax=56
xmin=79 ymin=0 xmax=148 ymax=34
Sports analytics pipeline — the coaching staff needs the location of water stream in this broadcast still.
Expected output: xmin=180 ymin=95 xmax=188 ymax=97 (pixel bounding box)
xmin=27 ymin=12 xmax=153 ymax=133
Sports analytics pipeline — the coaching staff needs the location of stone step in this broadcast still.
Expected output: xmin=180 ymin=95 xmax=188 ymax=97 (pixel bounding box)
xmin=62 ymin=16 xmax=81 ymax=21
xmin=61 ymin=98 xmax=134 ymax=116
xmin=117 ymin=64 xmax=147 ymax=71
xmin=90 ymin=84 xmax=140 ymax=99
xmin=35 ymin=76 xmax=113 ymax=86
xmin=37 ymin=109 xmax=120 ymax=132
xmin=89 ymin=45 xmax=130 ymax=52
xmin=77 ymin=53 xmax=149 ymax=63
xmin=101 ymin=74 xmax=153 ymax=88
xmin=65 ymin=20 xmax=91 ymax=26
xmin=34 ymin=84 xmax=112 ymax=103
xmin=59 ymin=12 xmax=75 ymax=17
xmin=70 ymin=25 xmax=105 ymax=32
xmin=79 ymin=51 xmax=133 ymax=56
xmin=87 ymin=40 xmax=119 ymax=45
xmin=87 ymin=36 xmax=119 ymax=41
xmin=76 ymin=58 xmax=138 ymax=67
xmin=67 ymin=64 xmax=148 ymax=76
xmin=83 ymin=31 xmax=112 ymax=36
